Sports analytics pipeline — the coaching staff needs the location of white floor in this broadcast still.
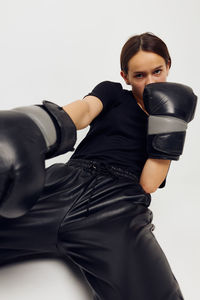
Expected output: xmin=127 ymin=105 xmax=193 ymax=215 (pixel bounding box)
xmin=0 ymin=258 xmax=93 ymax=300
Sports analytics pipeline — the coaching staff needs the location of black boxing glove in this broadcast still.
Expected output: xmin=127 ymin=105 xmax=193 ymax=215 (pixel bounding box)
xmin=143 ymin=82 xmax=197 ymax=160
xmin=0 ymin=101 xmax=77 ymax=218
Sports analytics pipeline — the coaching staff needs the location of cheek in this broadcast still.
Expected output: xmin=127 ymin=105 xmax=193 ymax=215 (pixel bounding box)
xmin=156 ymin=73 xmax=168 ymax=82
xmin=135 ymin=83 xmax=147 ymax=96
xmin=132 ymin=81 xmax=145 ymax=92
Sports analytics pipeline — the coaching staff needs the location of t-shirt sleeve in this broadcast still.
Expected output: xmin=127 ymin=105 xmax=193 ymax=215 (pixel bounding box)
xmin=83 ymin=81 xmax=122 ymax=113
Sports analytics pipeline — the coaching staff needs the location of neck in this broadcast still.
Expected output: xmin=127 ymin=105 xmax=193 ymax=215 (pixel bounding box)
xmin=132 ymin=93 xmax=149 ymax=115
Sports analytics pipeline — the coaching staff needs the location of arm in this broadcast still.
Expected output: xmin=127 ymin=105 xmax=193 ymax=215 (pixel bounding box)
xmin=141 ymin=82 xmax=197 ymax=194
xmin=64 ymin=96 xmax=171 ymax=194
xmin=62 ymin=81 xmax=123 ymax=129
xmin=62 ymin=96 xmax=103 ymax=130
xmin=0 ymin=100 xmax=78 ymax=218
xmin=139 ymin=159 xmax=171 ymax=194
xmin=0 ymin=94 xmax=103 ymax=218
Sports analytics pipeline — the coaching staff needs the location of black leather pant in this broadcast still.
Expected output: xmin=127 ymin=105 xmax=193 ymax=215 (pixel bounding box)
xmin=0 ymin=158 xmax=184 ymax=299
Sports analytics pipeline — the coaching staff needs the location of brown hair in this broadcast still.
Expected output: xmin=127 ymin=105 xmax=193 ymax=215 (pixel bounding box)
xmin=120 ymin=32 xmax=171 ymax=74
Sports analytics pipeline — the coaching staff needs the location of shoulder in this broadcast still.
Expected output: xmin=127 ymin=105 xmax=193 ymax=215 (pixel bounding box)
xmin=86 ymin=80 xmax=123 ymax=101
xmin=85 ymin=81 xmax=124 ymax=114
xmin=91 ymin=80 xmax=123 ymax=93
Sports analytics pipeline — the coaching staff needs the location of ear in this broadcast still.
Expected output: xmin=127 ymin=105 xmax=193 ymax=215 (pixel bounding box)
xmin=120 ymin=71 xmax=130 ymax=85
xmin=166 ymin=67 xmax=170 ymax=77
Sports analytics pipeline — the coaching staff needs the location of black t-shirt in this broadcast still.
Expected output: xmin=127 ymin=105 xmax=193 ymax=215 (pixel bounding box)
xmin=71 ymin=81 xmax=166 ymax=187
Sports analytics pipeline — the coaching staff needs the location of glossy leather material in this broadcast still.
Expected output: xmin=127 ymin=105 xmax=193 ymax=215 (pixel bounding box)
xmin=143 ymin=82 xmax=197 ymax=161
xmin=147 ymin=131 xmax=186 ymax=160
xmin=143 ymin=82 xmax=197 ymax=122
xmin=0 ymin=110 xmax=47 ymax=218
xmin=0 ymin=101 xmax=77 ymax=219
xmin=42 ymin=101 xmax=77 ymax=158
xmin=0 ymin=159 xmax=184 ymax=299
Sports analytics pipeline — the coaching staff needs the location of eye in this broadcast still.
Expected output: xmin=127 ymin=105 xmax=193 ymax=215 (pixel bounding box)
xmin=135 ymin=73 xmax=143 ymax=78
xmin=154 ymin=69 xmax=162 ymax=75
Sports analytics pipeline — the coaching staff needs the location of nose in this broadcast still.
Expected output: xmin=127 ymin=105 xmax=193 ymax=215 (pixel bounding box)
xmin=145 ymin=75 xmax=154 ymax=86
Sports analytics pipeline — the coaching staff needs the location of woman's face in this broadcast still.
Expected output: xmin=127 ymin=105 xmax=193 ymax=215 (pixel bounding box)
xmin=120 ymin=50 xmax=170 ymax=103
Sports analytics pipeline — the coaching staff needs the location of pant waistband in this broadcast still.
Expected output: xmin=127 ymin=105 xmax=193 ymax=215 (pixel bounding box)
xmin=67 ymin=158 xmax=139 ymax=182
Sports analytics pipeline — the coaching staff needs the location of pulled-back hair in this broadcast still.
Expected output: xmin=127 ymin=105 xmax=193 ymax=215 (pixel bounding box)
xmin=120 ymin=32 xmax=171 ymax=74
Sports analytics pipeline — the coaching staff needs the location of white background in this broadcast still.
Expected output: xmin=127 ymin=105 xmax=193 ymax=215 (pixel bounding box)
xmin=0 ymin=0 xmax=199 ymax=299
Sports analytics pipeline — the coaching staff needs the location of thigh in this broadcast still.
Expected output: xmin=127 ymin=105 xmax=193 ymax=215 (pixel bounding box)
xmin=0 ymin=163 xmax=94 ymax=265
xmin=57 ymin=178 xmax=184 ymax=300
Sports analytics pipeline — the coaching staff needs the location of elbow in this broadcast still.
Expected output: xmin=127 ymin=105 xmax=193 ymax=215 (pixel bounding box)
xmin=140 ymin=183 xmax=158 ymax=194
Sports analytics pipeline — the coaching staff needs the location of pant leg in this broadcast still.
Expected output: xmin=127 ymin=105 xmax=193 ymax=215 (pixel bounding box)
xmin=57 ymin=165 xmax=184 ymax=300
xmin=0 ymin=162 xmax=97 ymax=266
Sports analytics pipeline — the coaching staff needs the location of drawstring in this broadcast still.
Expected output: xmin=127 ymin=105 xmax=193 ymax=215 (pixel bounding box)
xmin=85 ymin=162 xmax=118 ymax=217
xmin=68 ymin=158 xmax=140 ymax=217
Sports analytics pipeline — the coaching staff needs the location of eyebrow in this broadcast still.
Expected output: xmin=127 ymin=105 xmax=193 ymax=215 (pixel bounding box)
xmin=133 ymin=65 xmax=164 ymax=74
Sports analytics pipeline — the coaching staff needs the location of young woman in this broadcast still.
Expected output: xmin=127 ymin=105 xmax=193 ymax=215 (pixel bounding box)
xmin=0 ymin=32 xmax=197 ymax=299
